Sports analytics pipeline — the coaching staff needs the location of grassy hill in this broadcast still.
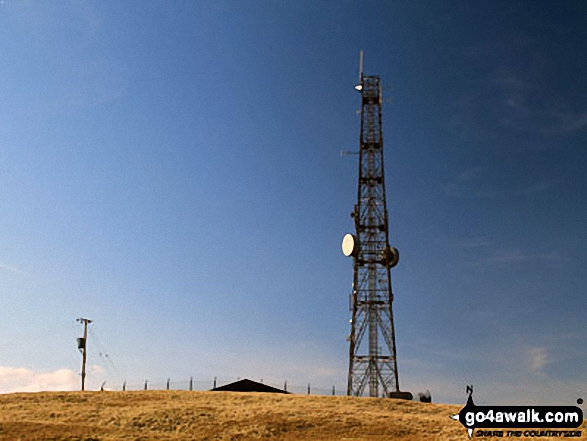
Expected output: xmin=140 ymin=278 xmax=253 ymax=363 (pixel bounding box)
xmin=0 ymin=391 xmax=584 ymax=440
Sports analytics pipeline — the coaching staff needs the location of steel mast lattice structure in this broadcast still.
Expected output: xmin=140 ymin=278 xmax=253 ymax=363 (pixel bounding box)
xmin=342 ymin=53 xmax=410 ymax=399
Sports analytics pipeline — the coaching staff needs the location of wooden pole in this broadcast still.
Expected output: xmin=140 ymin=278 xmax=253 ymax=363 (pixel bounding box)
xmin=77 ymin=318 xmax=92 ymax=391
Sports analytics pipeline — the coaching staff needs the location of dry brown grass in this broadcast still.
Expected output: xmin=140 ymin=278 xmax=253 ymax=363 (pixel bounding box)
xmin=0 ymin=391 xmax=584 ymax=440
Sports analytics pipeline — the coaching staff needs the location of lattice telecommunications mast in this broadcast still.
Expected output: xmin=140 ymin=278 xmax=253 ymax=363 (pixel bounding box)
xmin=342 ymin=52 xmax=412 ymax=399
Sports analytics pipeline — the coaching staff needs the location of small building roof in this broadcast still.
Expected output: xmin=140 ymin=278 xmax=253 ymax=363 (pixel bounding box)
xmin=211 ymin=379 xmax=289 ymax=394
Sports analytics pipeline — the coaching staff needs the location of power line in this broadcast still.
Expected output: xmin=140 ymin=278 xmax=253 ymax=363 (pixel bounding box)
xmin=88 ymin=327 xmax=126 ymax=380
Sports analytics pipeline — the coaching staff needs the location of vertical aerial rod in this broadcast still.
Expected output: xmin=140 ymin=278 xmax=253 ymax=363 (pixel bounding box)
xmin=344 ymin=56 xmax=402 ymax=397
xmin=77 ymin=318 xmax=92 ymax=391
xmin=359 ymin=49 xmax=364 ymax=83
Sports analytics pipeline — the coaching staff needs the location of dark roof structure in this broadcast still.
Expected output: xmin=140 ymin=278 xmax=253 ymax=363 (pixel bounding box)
xmin=211 ymin=378 xmax=289 ymax=394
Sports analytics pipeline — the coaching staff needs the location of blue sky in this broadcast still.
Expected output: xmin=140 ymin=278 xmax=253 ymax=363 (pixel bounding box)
xmin=0 ymin=1 xmax=585 ymax=406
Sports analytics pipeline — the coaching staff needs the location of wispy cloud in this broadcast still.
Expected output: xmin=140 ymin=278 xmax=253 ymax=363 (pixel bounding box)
xmin=527 ymin=347 xmax=550 ymax=375
xmin=457 ymin=166 xmax=487 ymax=182
xmin=444 ymin=167 xmax=561 ymax=200
xmin=492 ymin=69 xmax=587 ymax=140
xmin=442 ymin=237 xmax=565 ymax=269
xmin=450 ymin=48 xmax=587 ymax=149
xmin=11 ymin=2 xmax=127 ymax=113
xmin=514 ymin=178 xmax=562 ymax=195
xmin=0 ymin=365 xmax=105 ymax=393
xmin=458 ymin=239 xmax=493 ymax=248
xmin=442 ymin=174 xmax=499 ymax=200
xmin=434 ymin=236 xmax=492 ymax=250
xmin=0 ymin=263 xmax=24 ymax=275
xmin=543 ymin=111 xmax=587 ymax=136
xmin=401 ymin=335 xmax=586 ymax=406
xmin=487 ymin=250 xmax=562 ymax=264
xmin=0 ymin=366 xmax=77 ymax=393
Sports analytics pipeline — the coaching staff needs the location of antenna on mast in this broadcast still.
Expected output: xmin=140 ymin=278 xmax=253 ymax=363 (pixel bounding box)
xmin=355 ymin=50 xmax=364 ymax=91
xmin=359 ymin=50 xmax=364 ymax=82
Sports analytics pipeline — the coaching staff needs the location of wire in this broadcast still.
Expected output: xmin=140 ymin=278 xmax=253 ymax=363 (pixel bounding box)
xmin=88 ymin=327 xmax=126 ymax=380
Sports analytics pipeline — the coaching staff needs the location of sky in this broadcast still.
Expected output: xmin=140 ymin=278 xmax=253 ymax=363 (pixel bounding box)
xmin=0 ymin=0 xmax=585 ymax=407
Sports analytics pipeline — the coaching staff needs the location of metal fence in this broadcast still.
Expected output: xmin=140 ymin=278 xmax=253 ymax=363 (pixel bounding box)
xmin=108 ymin=377 xmax=344 ymax=396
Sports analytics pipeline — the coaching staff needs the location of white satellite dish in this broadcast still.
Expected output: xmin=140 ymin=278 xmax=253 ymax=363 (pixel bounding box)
xmin=342 ymin=234 xmax=357 ymax=257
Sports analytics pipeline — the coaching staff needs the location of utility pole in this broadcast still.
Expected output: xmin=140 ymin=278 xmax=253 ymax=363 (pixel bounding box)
xmin=76 ymin=318 xmax=92 ymax=391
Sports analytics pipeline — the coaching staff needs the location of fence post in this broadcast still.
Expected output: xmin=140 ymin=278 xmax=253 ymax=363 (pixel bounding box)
xmin=214 ymin=376 xmax=217 ymax=389
xmin=307 ymin=383 xmax=311 ymax=395
xmin=122 ymin=381 xmax=126 ymax=392
xmin=144 ymin=379 xmax=148 ymax=390
xmin=332 ymin=385 xmax=335 ymax=396
xmin=284 ymin=380 xmax=287 ymax=392
xmin=189 ymin=376 xmax=193 ymax=391
xmin=167 ymin=378 xmax=170 ymax=390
